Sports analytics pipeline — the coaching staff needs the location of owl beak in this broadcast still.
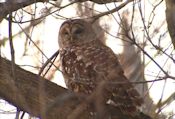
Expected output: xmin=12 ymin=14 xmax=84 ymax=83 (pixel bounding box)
xmin=69 ymin=26 xmax=75 ymax=41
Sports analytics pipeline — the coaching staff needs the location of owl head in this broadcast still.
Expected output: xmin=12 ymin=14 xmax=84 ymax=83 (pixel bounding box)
xmin=58 ymin=19 xmax=97 ymax=48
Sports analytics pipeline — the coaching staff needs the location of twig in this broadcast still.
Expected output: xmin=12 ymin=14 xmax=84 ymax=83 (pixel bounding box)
xmin=91 ymin=0 xmax=134 ymax=21
xmin=8 ymin=11 xmax=15 ymax=78
xmin=17 ymin=23 xmax=60 ymax=72
xmin=38 ymin=50 xmax=60 ymax=76
xmin=8 ymin=11 xmax=21 ymax=119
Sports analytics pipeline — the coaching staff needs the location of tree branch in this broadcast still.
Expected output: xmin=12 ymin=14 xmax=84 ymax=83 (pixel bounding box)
xmin=0 ymin=57 xmax=125 ymax=119
xmin=0 ymin=57 xmax=84 ymax=119
xmin=0 ymin=0 xmax=56 ymax=22
xmin=78 ymin=0 xmax=122 ymax=4
xmin=91 ymin=0 xmax=133 ymax=21
xmin=0 ymin=57 xmax=153 ymax=119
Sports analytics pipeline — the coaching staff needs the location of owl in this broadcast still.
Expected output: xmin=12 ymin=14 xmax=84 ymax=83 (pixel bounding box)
xmin=58 ymin=19 xmax=144 ymax=117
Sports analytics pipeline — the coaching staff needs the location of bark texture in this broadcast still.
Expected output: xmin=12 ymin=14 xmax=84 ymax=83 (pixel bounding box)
xmin=165 ymin=0 xmax=175 ymax=48
xmin=0 ymin=57 xmax=81 ymax=119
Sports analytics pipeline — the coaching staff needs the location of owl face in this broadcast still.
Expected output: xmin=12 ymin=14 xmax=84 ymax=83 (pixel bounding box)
xmin=58 ymin=19 xmax=96 ymax=48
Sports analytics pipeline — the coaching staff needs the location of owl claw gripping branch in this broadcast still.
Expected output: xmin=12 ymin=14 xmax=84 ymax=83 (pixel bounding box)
xmin=58 ymin=19 xmax=152 ymax=119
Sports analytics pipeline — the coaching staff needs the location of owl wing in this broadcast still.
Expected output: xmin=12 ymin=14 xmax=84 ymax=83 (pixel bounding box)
xmin=60 ymin=41 xmax=143 ymax=113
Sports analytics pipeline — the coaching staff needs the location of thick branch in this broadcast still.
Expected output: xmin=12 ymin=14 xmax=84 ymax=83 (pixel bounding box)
xmin=0 ymin=57 xmax=153 ymax=119
xmin=0 ymin=57 xmax=126 ymax=119
xmin=0 ymin=57 xmax=87 ymax=119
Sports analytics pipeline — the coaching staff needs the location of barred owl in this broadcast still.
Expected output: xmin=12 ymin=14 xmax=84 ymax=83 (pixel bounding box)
xmin=58 ymin=19 xmax=144 ymax=116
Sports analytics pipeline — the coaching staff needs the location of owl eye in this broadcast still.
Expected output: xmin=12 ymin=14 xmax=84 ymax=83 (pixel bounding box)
xmin=73 ymin=28 xmax=83 ymax=35
xmin=63 ymin=31 xmax=69 ymax=36
xmin=63 ymin=31 xmax=69 ymax=35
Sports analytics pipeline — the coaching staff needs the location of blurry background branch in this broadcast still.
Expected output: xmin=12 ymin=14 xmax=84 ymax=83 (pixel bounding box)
xmin=119 ymin=11 xmax=156 ymax=115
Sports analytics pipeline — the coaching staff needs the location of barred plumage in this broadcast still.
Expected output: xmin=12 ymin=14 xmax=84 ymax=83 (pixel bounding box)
xmin=58 ymin=19 xmax=143 ymax=116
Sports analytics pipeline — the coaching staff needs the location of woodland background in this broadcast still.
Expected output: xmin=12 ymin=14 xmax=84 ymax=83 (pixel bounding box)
xmin=0 ymin=0 xmax=175 ymax=119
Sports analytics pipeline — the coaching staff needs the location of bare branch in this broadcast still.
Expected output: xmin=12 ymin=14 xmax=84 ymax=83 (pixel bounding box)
xmin=78 ymin=0 xmax=122 ymax=4
xmin=91 ymin=0 xmax=133 ymax=21
xmin=0 ymin=0 xmax=55 ymax=21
